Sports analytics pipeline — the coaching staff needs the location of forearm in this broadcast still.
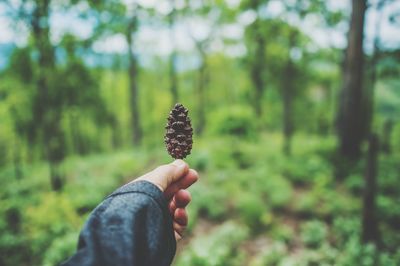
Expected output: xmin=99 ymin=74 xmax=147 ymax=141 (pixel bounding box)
xmin=62 ymin=181 xmax=176 ymax=266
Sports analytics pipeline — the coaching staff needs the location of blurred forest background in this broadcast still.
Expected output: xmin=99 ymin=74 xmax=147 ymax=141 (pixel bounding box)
xmin=0 ymin=0 xmax=400 ymax=265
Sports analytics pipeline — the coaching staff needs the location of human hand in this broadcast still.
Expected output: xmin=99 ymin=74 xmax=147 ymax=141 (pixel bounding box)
xmin=135 ymin=160 xmax=198 ymax=241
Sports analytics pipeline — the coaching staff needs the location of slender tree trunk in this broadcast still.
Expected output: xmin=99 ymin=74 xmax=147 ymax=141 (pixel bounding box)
xmin=168 ymin=2 xmax=179 ymax=104
xmin=381 ymin=119 xmax=393 ymax=154
xmin=250 ymin=18 xmax=266 ymax=118
xmin=13 ymin=141 xmax=23 ymax=179
xmin=111 ymin=117 xmax=122 ymax=150
xmin=196 ymin=51 xmax=208 ymax=136
xmin=337 ymin=0 xmax=367 ymax=160
xmin=69 ymin=113 xmax=86 ymax=155
xmin=32 ymin=0 xmax=53 ymax=131
xmin=282 ymin=60 xmax=294 ymax=156
xmin=169 ymin=51 xmax=178 ymax=104
xmin=69 ymin=112 xmax=77 ymax=154
xmin=126 ymin=16 xmax=142 ymax=146
xmin=365 ymin=0 xmax=386 ymax=146
xmin=281 ymin=36 xmax=296 ymax=156
xmin=362 ymin=134 xmax=380 ymax=245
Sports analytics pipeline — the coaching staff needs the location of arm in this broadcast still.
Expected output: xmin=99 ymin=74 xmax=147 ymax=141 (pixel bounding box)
xmin=62 ymin=160 xmax=198 ymax=266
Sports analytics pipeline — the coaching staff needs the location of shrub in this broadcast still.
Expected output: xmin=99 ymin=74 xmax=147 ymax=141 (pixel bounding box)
xmin=281 ymin=154 xmax=332 ymax=186
xmin=297 ymin=243 xmax=339 ymax=266
xmin=263 ymin=175 xmax=293 ymax=210
xmin=270 ymin=222 xmax=295 ymax=244
xmin=246 ymin=168 xmax=293 ymax=210
xmin=332 ymin=216 xmax=360 ymax=244
xmin=235 ymin=193 xmax=271 ymax=232
xmin=175 ymin=222 xmax=248 ymax=266
xmin=23 ymin=192 xmax=81 ymax=262
xmin=43 ymin=231 xmax=79 ymax=266
xmin=208 ymin=106 xmax=257 ymax=140
xmin=249 ymin=241 xmax=287 ymax=266
xmin=189 ymin=183 xmax=229 ymax=220
xmin=300 ymin=220 xmax=328 ymax=248
xmin=187 ymin=149 xmax=211 ymax=172
xmin=344 ymin=174 xmax=364 ymax=194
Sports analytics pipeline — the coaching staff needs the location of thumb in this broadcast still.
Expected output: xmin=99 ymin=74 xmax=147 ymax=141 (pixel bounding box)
xmin=139 ymin=160 xmax=189 ymax=192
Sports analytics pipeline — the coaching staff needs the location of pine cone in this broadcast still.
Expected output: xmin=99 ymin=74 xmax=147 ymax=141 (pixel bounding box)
xmin=165 ymin=103 xmax=193 ymax=159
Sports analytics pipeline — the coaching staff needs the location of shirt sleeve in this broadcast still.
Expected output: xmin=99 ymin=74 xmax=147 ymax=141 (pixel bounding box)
xmin=61 ymin=180 xmax=176 ymax=266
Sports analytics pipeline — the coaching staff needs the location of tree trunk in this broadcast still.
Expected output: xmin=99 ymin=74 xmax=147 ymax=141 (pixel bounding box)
xmin=250 ymin=18 xmax=266 ymax=118
xmin=337 ymin=0 xmax=367 ymax=160
xmin=362 ymin=134 xmax=380 ymax=245
xmin=381 ymin=119 xmax=393 ymax=154
xmin=126 ymin=16 xmax=142 ymax=146
xmin=31 ymin=0 xmax=54 ymax=131
xmin=169 ymin=51 xmax=179 ymax=104
xmin=13 ymin=141 xmax=23 ymax=179
xmin=281 ymin=33 xmax=296 ymax=156
xmin=196 ymin=52 xmax=208 ymax=136
xmin=282 ymin=60 xmax=294 ymax=156
xmin=168 ymin=2 xmax=179 ymax=104
xmin=364 ymin=1 xmax=386 ymax=149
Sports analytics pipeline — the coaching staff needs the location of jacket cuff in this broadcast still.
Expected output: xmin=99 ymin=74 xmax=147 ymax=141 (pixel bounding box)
xmin=107 ymin=180 xmax=167 ymax=211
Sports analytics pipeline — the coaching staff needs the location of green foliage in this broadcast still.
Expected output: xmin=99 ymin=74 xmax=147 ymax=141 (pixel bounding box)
xmin=282 ymin=155 xmax=328 ymax=184
xmin=0 ymin=133 xmax=399 ymax=265
xmin=23 ymin=192 xmax=81 ymax=258
xmin=175 ymin=222 xmax=248 ymax=266
xmin=189 ymin=183 xmax=229 ymax=220
xmin=42 ymin=231 xmax=79 ymax=266
xmin=300 ymin=220 xmax=328 ymax=248
xmin=392 ymin=123 xmax=400 ymax=152
xmin=208 ymin=106 xmax=257 ymax=139
xmin=235 ymin=193 xmax=271 ymax=231
xmin=249 ymin=241 xmax=287 ymax=266
xmin=252 ymin=171 xmax=293 ymax=210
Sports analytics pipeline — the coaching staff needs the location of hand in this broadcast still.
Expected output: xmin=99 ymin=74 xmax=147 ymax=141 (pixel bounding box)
xmin=135 ymin=160 xmax=199 ymax=241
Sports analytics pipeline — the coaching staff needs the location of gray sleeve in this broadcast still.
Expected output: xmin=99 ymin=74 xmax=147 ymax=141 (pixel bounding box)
xmin=61 ymin=181 xmax=176 ymax=266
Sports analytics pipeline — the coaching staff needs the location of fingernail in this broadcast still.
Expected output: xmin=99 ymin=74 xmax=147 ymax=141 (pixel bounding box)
xmin=172 ymin=159 xmax=186 ymax=168
xmin=172 ymin=160 xmax=188 ymax=173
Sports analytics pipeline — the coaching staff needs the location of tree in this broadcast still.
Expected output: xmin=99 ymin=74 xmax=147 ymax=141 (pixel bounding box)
xmin=3 ymin=47 xmax=35 ymax=178
xmin=366 ymin=0 xmax=397 ymax=154
xmin=242 ymin=0 xmax=268 ymax=118
xmin=168 ymin=0 xmax=179 ymax=104
xmin=362 ymin=134 xmax=380 ymax=245
xmin=183 ymin=1 xmax=220 ymax=135
xmin=4 ymin=0 xmax=111 ymax=189
xmin=281 ymin=31 xmax=296 ymax=155
xmin=58 ymin=34 xmax=112 ymax=155
xmin=27 ymin=0 xmax=65 ymax=190
xmin=242 ymin=0 xmax=342 ymax=154
xmin=87 ymin=0 xmax=144 ymax=145
xmin=268 ymin=23 xmax=308 ymax=156
xmin=336 ymin=0 xmax=367 ymax=160
xmin=126 ymin=9 xmax=142 ymax=145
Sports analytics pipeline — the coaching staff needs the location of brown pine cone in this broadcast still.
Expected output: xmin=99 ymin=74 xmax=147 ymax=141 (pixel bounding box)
xmin=164 ymin=103 xmax=193 ymax=159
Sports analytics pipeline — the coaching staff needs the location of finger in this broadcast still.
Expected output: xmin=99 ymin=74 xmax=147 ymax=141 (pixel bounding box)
xmin=175 ymin=232 xmax=182 ymax=241
xmin=175 ymin=190 xmax=191 ymax=208
xmin=168 ymin=199 xmax=177 ymax=216
xmin=174 ymin=208 xmax=188 ymax=226
xmin=137 ymin=160 xmax=189 ymax=191
xmin=164 ymin=169 xmax=198 ymax=199
xmin=168 ymin=190 xmax=191 ymax=216
xmin=173 ymin=220 xmax=186 ymax=239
